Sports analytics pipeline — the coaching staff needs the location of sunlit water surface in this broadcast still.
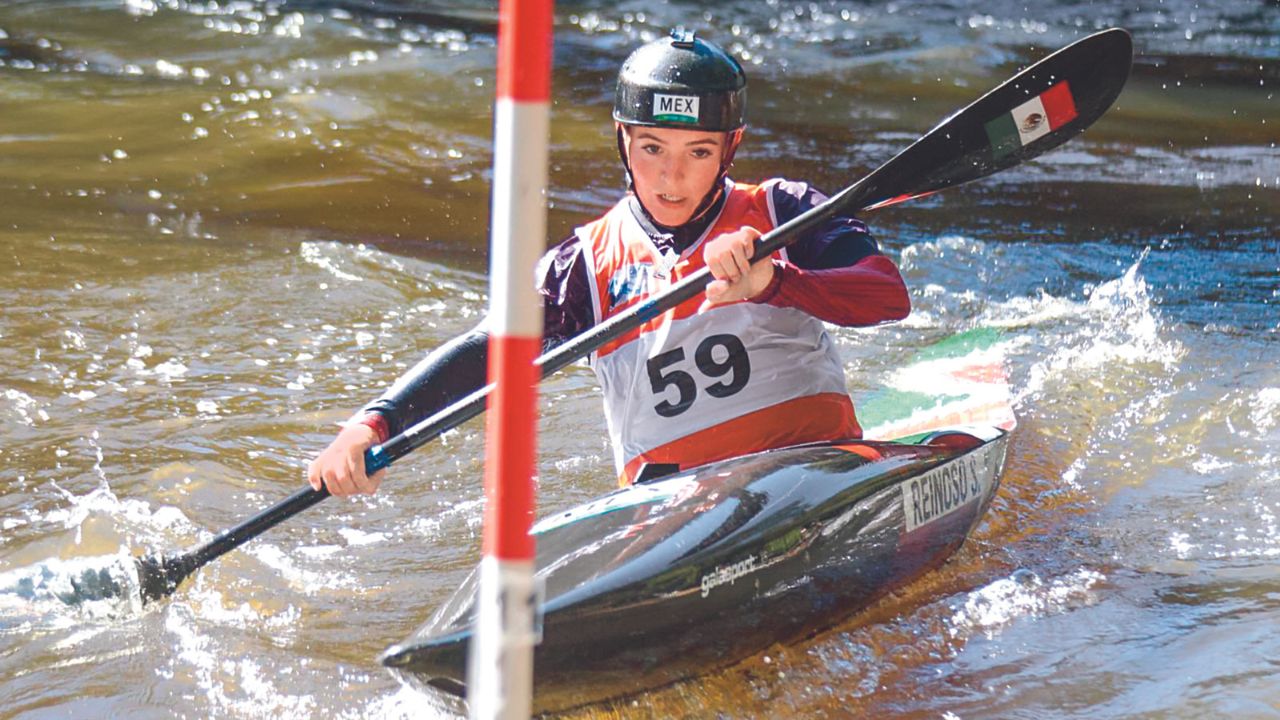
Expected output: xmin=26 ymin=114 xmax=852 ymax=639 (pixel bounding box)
xmin=1 ymin=1 xmax=1277 ymax=718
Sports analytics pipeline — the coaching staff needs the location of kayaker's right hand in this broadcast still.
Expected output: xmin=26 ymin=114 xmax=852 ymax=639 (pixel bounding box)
xmin=703 ymin=226 xmax=775 ymax=307
xmin=308 ymin=422 xmax=386 ymax=496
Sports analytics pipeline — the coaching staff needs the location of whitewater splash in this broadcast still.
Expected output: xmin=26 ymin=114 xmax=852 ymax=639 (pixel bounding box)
xmin=0 ymin=551 xmax=144 ymax=615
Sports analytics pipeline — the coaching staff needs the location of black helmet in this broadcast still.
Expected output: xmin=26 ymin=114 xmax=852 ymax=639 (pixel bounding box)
xmin=613 ymin=29 xmax=747 ymax=132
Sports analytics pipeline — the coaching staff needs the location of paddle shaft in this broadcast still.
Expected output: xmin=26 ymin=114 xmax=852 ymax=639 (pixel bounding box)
xmin=148 ymin=28 xmax=1133 ymax=597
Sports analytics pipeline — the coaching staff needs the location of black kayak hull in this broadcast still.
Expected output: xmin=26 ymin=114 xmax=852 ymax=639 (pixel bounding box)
xmin=381 ymin=426 xmax=1009 ymax=713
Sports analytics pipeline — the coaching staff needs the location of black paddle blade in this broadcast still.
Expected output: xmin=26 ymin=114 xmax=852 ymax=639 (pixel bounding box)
xmin=135 ymin=553 xmax=199 ymax=605
xmin=844 ymin=27 xmax=1133 ymax=213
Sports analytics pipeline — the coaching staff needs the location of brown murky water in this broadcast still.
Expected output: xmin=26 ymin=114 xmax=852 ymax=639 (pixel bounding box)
xmin=1 ymin=1 xmax=1278 ymax=718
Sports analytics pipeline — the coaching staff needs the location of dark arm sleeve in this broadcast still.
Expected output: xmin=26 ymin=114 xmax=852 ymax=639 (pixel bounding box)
xmin=359 ymin=325 xmax=490 ymax=439
xmin=769 ymin=179 xmax=881 ymax=270
xmin=358 ymin=233 xmax=596 ymax=437
xmin=753 ymin=179 xmax=910 ymax=326
xmin=536 ymin=232 xmax=596 ymax=351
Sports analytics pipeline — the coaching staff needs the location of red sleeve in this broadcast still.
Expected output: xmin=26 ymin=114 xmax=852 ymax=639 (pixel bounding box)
xmin=751 ymin=254 xmax=910 ymax=327
xmin=356 ymin=412 xmax=391 ymax=444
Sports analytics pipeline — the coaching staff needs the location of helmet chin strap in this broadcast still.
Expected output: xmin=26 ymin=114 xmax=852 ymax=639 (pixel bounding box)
xmin=616 ymin=125 xmax=745 ymax=230
xmin=616 ymin=124 xmax=635 ymax=190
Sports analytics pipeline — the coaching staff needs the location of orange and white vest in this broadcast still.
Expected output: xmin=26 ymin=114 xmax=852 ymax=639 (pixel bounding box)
xmin=576 ymin=179 xmax=861 ymax=484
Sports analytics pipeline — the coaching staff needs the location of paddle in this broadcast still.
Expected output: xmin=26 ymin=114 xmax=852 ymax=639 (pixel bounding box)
xmin=133 ymin=27 xmax=1132 ymax=605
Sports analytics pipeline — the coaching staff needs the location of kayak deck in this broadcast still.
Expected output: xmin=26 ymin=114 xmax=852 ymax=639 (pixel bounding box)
xmin=380 ymin=426 xmax=1009 ymax=714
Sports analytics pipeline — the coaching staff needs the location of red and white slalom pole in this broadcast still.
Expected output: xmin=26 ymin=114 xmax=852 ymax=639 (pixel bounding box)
xmin=468 ymin=0 xmax=552 ymax=717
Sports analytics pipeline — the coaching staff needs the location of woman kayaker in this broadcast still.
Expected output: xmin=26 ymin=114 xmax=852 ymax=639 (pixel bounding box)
xmin=308 ymin=29 xmax=910 ymax=496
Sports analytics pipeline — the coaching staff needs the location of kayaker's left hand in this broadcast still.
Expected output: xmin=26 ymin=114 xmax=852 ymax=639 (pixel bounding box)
xmin=308 ymin=422 xmax=386 ymax=496
xmin=703 ymin=226 xmax=775 ymax=306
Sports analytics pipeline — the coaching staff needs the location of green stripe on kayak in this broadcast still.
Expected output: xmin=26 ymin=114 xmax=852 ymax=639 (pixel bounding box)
xmin=856 ymin=387 xmax=968 ymax=431
xmin=911 ymin=327 xmax=1002 ymax=362
xmin=886 ymin=431 xmax=936 ymax=445
xmin=855 ymin=327 xmax=1009 ymax=433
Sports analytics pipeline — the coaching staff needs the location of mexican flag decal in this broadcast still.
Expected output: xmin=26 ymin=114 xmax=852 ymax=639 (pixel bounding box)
xmin=984 ymin=80 xmax=1078 ymax=159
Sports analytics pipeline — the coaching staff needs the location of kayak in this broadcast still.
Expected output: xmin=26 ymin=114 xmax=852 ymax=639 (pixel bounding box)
xmin=380 ymin=424 xmax=1010 ymax=713
xmin=380 ymin=328 xmax=1016 ymax=713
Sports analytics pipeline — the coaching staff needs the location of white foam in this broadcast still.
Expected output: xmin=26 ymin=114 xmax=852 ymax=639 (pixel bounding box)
xmin=1250 ymin=388 xmax=1280 ymax=435
xmin=982 ymin=290 xmax=1084 ymax=329
xmin=344 ymin=684 xmax=461 ymax=720
xmin=294 ymin=544 xmax=343 ymax=559
xmin=0 ymin=550 xmax=142 ymax=615
xmin=1169 ymin=531 xmax=1197 ymax=560
xmin=949 ymin=568 xmax=1105 ymax=638
xmin=154 ymin=359 xmax=189 ymax=379
xmin=249 ymin=544 xmax=358 ymax=593
xmin=162 ymin=601 xmax=317 ymax=717
xmin=1017 ymin=254 xmax=1184 ymax=404
xmin=898 ymin=234 xmax=988 ymax=271
xmin=406 ymin=498 xmax=484 ymax=542
xmin=1193 ymin=455 xmax=1234 ymax=475
xmin=3 ymin=388 xmax=49 ymax=425
xmin=338 ymin=527 xmax=387 ymax=546
xmin=300 ymin=241 xmax=365 ymax=282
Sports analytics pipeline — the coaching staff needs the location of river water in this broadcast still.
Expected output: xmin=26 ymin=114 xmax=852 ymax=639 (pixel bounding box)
xmin=0 ymin=0 xmax=1277 ymax=717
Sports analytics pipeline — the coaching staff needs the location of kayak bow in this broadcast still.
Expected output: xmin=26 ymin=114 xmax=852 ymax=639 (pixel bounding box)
xmin=381 ymin=425 xmax=1009 ymax=713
